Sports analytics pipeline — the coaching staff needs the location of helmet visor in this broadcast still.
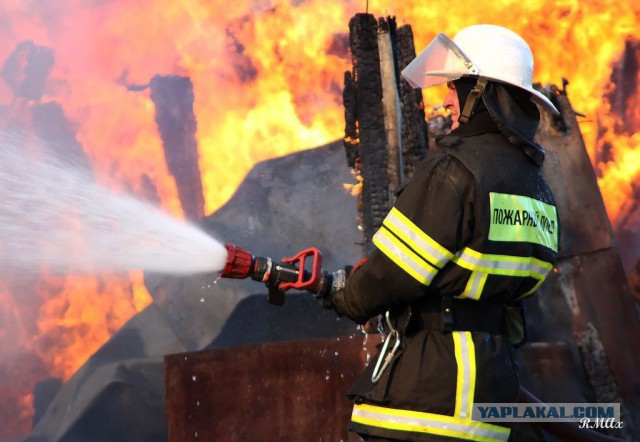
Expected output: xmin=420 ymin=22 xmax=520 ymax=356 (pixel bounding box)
xmin=401 ymin=33 xmax=477 ymax=89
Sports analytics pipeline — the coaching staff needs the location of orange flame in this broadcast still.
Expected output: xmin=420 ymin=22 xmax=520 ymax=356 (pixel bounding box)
xmin=34 ymin=271 xmax=150 ymax=380
xmin=1 ymin=0 xmax=639 ymax=439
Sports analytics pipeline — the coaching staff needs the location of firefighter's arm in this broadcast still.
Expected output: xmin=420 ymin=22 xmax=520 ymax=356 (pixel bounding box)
xmin=322 ymin=154 xmax=475 ymax=324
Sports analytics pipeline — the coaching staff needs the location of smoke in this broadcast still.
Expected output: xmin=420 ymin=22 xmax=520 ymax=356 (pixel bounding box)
xmin=0 ymin=129 xmax=228 ymax=275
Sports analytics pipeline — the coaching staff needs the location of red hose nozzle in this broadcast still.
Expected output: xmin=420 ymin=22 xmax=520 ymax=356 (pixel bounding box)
xmin=220 ymin=243 xmax=254 ymax=279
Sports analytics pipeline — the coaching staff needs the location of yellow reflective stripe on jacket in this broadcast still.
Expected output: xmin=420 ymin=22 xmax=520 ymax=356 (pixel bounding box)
xmin=521 ymin=276 xmax=547 ymax=298
xmin=383 ymin=207 xmax=454 ymax=268
xmin=454 ymin=247 xmax=552 ymax=278
xmin=454 ymin=248 xmax=552 ymax=300
xmin=460 ymin=271 xmax=488 ymax=300
xmin=453 ymin=332 xmax=476 ymax=420
xmin=351 ymin=403 xmax=510 ymax=442
xmin=373 ymin=227 xmax=438 ymax=285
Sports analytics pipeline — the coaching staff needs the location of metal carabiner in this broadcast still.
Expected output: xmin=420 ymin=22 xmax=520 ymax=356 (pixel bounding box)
xmin=371 ymin=311 xmax=402 ymax=383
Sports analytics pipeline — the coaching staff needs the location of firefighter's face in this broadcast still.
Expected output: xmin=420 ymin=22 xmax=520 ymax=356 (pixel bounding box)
xmin=444 ymin=81 xmax=461 ymax=130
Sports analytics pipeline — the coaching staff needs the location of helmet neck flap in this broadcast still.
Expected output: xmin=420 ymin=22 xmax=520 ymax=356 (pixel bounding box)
xmin=455 ymin=76 xmax=546 ymax=166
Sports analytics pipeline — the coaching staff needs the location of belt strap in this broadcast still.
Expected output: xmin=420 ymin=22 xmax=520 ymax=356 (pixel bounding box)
xmin=419 ymin=296 xmax=506 ymax=334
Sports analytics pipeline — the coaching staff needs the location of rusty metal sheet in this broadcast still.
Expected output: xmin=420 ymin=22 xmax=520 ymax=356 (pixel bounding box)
xmin=528 ymin=249 xmax=640 ymax=437
xmin=519 ymin=342 xmax=588 ymax=403
xmin=165 ymin=336 xmax=373 ymax=441
xmin=532 ymin=88 xmax=640 ymax=430
xmin=537 ymin=91 xmax=615 ymax=258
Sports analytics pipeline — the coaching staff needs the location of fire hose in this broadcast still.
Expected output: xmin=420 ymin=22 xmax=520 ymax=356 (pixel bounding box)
xmin=219 ymin=243 xmax=625 ymax=441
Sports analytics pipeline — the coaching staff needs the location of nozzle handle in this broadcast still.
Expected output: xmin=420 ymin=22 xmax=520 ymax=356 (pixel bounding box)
xmin=279 ymin=247 xmax=323 ymax=293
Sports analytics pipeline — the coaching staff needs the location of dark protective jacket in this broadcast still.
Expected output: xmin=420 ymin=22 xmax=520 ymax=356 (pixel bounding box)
xmin=326 ymin=120 xmax=559 ymax=441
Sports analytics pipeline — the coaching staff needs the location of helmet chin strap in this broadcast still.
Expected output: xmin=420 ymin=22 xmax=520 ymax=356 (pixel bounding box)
xmin=458 ymin=78 xmax=488 ymax=124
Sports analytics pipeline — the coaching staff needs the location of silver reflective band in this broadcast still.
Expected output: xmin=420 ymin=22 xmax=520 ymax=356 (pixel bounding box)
xmin=384 ymin=207 xmax=453 ymax=268
xmin=453 ymin=332 xmax=475 ymax=419
xmin=460 ymin=270 xmax=488 ymax=300
xmin=454 ymin=248 xmax=552 ymax=278
xmin=373 ymin=228 xmax=437 ymax=285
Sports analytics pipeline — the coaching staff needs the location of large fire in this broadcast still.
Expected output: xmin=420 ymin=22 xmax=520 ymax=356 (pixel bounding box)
xmin=1 ymin=0 xmax=639 ymax=439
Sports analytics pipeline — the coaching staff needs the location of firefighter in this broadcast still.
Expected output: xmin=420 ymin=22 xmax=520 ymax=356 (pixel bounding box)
xmin=318 ymin=24 xmax=560 ymax=441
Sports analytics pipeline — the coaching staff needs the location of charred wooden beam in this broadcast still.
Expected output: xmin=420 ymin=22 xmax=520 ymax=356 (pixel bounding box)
xmin=395 ymin=24 xmax=428 ymax=179
xmin=0 ymin=41 xmax=93 ymax=172
xmin=607 ymin=39 xmax=640 ymax=137
xmin=149 ymin=75 xmax=205 ymax=221
xmin=345 ymin=13 xmax=389 ymax=254
xmin=343 ymin=70 xmax=358 ymax=168
xmin=343 ymin=14 xmax=428 ymax=254
xmin=595 ymin=39 xmax=639 ymax=170
xmin=377 ymin=17 xmax=404 ymax=194
xmin=1 ymin=40 xmax=54 ymax=102
xmin=576 ymin=323 xmax=632 ymax=439
xmin=597 ymin=39 xmax=640 ymax=270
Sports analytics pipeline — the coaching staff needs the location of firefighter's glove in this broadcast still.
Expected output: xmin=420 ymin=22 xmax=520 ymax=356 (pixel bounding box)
xmin=331 ymin=268 xmax=348 ymax=294
xmin=315 ymin=268 xmax=347 ymax=309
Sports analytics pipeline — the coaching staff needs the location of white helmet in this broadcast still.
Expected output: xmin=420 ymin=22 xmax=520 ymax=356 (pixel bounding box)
xmin=401 ymin=24 xmax=559 ymax=115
